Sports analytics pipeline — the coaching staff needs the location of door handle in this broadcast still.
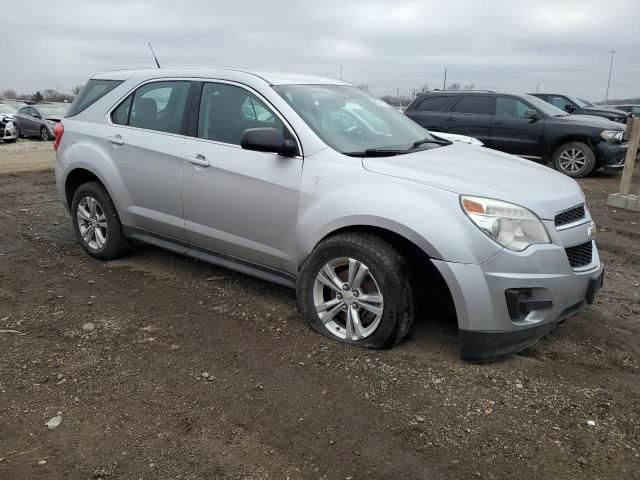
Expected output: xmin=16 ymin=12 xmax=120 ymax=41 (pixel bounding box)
xmin=106 ymin=135 xmax=125 ymax=146
xmin=186 ymin=154 xmax=210 ymax=167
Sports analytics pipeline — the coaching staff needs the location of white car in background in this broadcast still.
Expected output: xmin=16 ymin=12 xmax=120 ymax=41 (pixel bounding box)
xmin=0 ymin=104 xmax=18 ymax=143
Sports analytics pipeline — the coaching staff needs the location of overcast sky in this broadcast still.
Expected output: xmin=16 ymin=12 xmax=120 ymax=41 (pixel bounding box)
xmin=2 ymin=0 xmax=639 ymax=101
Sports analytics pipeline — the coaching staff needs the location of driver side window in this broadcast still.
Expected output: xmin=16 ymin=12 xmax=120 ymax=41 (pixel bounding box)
xmin=198 ymin=83 xmax=285 ymax=145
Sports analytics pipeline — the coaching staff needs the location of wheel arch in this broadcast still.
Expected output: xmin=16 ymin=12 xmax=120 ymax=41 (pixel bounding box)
xmin=307 ymin=223 xmax=459 ymax=329
xmin=547 ymin=135 xmax=598 ymax=161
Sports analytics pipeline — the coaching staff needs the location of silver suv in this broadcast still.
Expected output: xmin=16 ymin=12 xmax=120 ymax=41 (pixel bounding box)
xmin=55 ymin=68 xmax=604 ymax=360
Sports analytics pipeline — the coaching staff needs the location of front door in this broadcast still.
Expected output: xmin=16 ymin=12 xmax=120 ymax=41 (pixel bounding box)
xmin=181 ymin=81 xmax=303 ymax=273
xmin=490 ymin=96 xmax=545 ymax=158
xmin=106 ymin=80 xmax=192 ymax=241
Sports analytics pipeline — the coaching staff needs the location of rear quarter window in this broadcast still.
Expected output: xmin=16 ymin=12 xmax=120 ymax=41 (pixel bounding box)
xmin=65 ymin=79 xmax=123 ymax=117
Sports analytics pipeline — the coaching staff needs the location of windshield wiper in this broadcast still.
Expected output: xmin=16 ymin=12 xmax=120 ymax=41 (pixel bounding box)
xmin=344 ymin=148 xmax=408 ymax=157
xmin=410 ymin=137 xmax=452 ymax=149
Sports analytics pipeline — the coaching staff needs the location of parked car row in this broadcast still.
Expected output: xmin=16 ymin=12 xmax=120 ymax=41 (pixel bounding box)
xmin=0 ymin=100 xmax=69 ymax=143
xmin=530 ymin=93 xmax=630 ymax=123
xmin=404 ymin=90 xmax=627 ymax=177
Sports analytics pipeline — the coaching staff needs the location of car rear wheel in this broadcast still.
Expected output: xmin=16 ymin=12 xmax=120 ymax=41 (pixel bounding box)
xmin=552 ymin=141 xmax=596 ymax=178
xmin=40 ymin=126 xmax=50 ymax=141
xmin=297 ymin=232 xmax=414 ymax=349
xmin=71 ymin=181 xmax=130 ymax=260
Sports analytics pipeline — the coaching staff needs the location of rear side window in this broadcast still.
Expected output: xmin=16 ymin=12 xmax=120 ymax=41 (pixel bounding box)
xmin=66 ymin=79 xmax=122 ymax=117
xmin=111 ymin=81 xmax=190 ymax=135
xmin=416 ymin=96 xmax=452 ymax=111
xmin=451 ymin=96 xmax=493 ymax=115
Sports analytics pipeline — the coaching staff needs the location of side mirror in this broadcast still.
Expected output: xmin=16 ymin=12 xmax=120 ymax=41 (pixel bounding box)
xmin=564 ymin=104 xmax=575 ymax=113
xmin=524 ymin=110 xmax=539 ymax=120
xmin=240 ymin=127 xmax=298 ymax=156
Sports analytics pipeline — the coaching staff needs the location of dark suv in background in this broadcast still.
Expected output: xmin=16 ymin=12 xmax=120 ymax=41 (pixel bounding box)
xmin=404 ymin=91 xmax=627 ymax=177
xmin=531 ymin=93 xmax=629 ymax=123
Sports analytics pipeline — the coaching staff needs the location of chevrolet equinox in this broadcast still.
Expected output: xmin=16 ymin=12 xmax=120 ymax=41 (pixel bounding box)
xmin=54 ymin=69 xmax=604 ymax=360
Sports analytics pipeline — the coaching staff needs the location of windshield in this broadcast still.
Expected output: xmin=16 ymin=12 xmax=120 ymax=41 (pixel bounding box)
xmin=0 ymin=105 xmax=17 ymax=115
xmin=37 ymin=105 xmax=68 ymax=117
xmin=273 ymin=84 xmax=436 ymax=155
xmin=578 ymin=98 xmax=595 ymax=108
xmin=524 ymin=95 xmax=569 ymax=117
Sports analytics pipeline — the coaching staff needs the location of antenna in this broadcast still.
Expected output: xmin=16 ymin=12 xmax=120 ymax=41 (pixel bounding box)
xmin=148 ymin=42 xmax=161 ymax=69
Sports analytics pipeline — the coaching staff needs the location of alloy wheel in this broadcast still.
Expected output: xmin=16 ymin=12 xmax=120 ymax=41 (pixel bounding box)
xmin=41 ymin=128 xmax=48 ymax=141
xmin=77 ymin=196 xmax=107 ymax=250
xmin=558 ymin=148 xmax=587 ymax=173
xmin=312 ymin=257 xmax=384 ymax=341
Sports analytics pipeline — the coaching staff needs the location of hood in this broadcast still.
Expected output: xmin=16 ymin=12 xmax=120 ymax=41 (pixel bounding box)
xmin=584 ymin=107 xmax=627 ymax=117
xmin=558 ymin=114 xmax=624 ymax=130
xmin=362 ymin=143 xmax=584 ymax=220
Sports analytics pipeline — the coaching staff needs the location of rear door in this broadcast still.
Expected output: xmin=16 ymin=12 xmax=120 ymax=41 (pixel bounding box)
xmin=181 ymin=81 xmax=303 ymax=273
xmin=490 ymin=95 xmax=544 ymax=158
xmin=441 ymin=95 xmax=493 ymax=144
xmin=405 ymin=95 xmax=454 ymax=131
xmin=106 ymin=79 xmax=192 ymax=241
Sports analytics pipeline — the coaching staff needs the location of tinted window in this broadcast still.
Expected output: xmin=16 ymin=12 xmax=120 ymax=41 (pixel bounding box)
xmin=451 ymin=96 xmax=493 ymax=115
xmin=66 ymin=79 xmax=122 ymax=117
xmin=495 ymin=97 xmax=531 ymax=118
xmin=549 ymin=96 xmax=572 ymax=110
xmin=416 ymin=96 xmax=452 ymax=111
xmin=111 ymin=94 xmax=133 ymax=125
xmin=113 ymin=81 xmax=190 ymax=134
xmin=198 ymin=83 xmax=284 ymax=145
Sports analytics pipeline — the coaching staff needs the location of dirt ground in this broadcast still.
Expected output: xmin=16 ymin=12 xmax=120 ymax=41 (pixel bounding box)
xmin=1 ymin=139 xmax=639 ymax=479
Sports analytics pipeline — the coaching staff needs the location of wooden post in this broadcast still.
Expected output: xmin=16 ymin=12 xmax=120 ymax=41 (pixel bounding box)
xmin=620 ymin=117 xmax=640 ymax=195
xmin=607 ymin=117 xmax=640 ymax=211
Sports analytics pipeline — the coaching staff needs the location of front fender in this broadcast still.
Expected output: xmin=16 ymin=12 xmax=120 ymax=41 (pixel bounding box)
xmin=295 ymin=151 xmax=501 ymax=266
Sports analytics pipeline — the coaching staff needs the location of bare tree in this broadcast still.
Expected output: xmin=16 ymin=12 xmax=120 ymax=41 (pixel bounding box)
xmin=1 ymin=89 xmax=17 ymax=99
xmin=448 ymin=83 xmax=461 ymax=91
xmin=71 ymin=85 xmax=83 ymax=95
xmin=463 ymin=84 xmax=475 ymax=90
xmin=419 ymin=83 xmax=429 ymax=93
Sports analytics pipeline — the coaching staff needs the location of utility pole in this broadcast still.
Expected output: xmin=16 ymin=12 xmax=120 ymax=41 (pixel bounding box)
xmin=605 ymin=50 xmax=616 ymax=104
xmin=396 ymin=88 xmax=400 ymax=107
xmin=443 ymin=68 xmax=447 ymax=90
xmin=340 ymin=65 xmax=343 ymax=80
xmin=536 ymin=82 xmax=540 ymax=93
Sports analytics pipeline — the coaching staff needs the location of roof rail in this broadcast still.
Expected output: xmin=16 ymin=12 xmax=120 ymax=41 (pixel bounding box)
xmin=428 ymin=89 xmax=495 ymax=93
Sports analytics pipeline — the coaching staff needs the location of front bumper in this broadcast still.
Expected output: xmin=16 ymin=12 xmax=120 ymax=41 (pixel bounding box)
xmin=597 ymin=141 xmax=627 ymax=170
xmin=433 ymin=227 xmax=603 ymax=361
xmin=0 ymin=122 xmax=17 ymax=141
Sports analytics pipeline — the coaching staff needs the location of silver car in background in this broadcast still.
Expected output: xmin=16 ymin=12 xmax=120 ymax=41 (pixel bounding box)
xmin=15 ymin=104 xmax=67 ymax=140
xmin=54 ymin=68 xmax=603 ymax=360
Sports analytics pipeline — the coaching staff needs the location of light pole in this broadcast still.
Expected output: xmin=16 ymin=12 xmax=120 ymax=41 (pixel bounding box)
xmin=605 ymin=50 xmax=616 ymax=104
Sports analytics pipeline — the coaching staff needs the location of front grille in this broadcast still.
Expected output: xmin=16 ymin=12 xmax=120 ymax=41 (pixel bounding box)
xmin=555 ymin=205 xmax=585 ymax=227
xmin=565 ymin=241 xmax=593 ymax=268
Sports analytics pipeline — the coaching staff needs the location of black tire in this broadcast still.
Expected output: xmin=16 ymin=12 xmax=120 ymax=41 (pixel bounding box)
xmin=297 ymin=232 xmax=414 ymax=349
xmin=70 ymin=181 xmax=130 ymax=260
xmin=552 ymin=141 xmax=596 ymax=178
xmin=40 ymin=126 xmax=51 ymax=141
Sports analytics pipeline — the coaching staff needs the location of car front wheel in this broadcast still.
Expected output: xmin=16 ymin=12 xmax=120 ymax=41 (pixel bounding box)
xmin=552 ymin=141 xmax=596 ymax=178
xmin=297 ymin=232 xmax=414 ymax=349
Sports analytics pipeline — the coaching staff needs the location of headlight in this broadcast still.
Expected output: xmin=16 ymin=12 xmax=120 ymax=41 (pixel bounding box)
xmin=600 ymin=129 xmax=623 ymax=142
xmin=460 ymin=196 xmax=550 ymax=251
